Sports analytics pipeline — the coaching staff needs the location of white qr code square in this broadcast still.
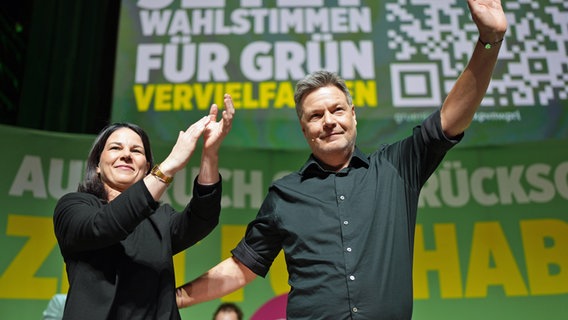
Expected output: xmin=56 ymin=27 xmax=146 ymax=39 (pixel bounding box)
xmin=390 ymin=63 xmax=441 ymax=107
xmin=386 ymin=0 xmax=568 ymax=108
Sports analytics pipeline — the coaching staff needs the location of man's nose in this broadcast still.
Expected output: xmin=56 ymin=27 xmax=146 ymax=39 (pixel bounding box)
xmin=323 ymin=111 xmax=335 ymax=125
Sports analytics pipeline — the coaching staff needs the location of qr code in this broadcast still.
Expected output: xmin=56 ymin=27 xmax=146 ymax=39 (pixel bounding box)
xmin=387 ymin=0 xmax=568 ymax=108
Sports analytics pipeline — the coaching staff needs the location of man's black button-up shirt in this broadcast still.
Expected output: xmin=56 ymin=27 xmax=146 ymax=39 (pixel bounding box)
xmin=232 ymin=110 xmax=461 ymax=320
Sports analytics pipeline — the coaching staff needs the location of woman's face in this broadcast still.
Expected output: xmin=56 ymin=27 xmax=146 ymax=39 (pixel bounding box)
xmin=96 ymin=128 xmax=149 ymax=197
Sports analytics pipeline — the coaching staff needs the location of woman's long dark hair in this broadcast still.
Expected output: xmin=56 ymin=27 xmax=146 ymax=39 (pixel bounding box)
xmin=78 ymin=123 xmax=154 ymax=200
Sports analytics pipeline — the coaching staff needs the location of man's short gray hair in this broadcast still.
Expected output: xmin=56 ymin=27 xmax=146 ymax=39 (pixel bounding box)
xmin=294 ymin=70 xmax=353 ymax=119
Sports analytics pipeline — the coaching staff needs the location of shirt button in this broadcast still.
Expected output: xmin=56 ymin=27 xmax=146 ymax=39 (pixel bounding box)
xmin=353 ymin=307 xmax=358 ymax=313
xmin=339 ymin=195 xmax=345 ymax=200
xmin=346 ymin=247 xmax=352 ymax=252
xmin=349 ymin=275 xmax=355 ymax=281
xmin=343 ymin=221 xmax=349 ymax=225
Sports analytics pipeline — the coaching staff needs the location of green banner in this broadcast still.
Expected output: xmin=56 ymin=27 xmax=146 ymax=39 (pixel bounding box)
xmin=112 ymin=0 xmax=568 ymax=149
xmin=0 ymin=124 xmax=567 ymax=319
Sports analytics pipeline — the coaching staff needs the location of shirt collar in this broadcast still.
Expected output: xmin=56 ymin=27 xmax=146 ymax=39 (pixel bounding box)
xmin=300 ymin=146 xmax=370 ymax=177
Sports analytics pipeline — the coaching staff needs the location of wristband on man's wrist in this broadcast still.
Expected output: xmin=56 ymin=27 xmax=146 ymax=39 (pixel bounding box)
xmin=479 ymin=37 xmax=504 ymax=49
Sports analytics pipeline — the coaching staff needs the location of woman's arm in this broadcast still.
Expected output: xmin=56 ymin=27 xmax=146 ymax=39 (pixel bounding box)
xmin=176 ymin=257 xmax=257 ymax=308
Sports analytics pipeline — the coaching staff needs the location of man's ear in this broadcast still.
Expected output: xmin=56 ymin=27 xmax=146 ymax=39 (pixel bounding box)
xmin=352 ymin=105 xmax=357 ymax=124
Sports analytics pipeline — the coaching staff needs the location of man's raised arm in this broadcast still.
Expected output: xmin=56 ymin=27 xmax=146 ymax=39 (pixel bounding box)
xmin=441 ymin=0 xmax=508 ymax=138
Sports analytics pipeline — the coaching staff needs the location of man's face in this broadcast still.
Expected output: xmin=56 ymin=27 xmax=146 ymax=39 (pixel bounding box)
xmin=299 ymin=85 xmax=357 ymax=170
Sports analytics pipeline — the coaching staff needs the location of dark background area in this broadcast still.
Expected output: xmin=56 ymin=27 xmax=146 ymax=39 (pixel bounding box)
xmin=0 ymin=0 xmax=120 ymax=135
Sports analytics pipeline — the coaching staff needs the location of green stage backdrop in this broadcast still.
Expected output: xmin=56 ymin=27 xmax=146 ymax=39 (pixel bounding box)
xmin=0 ymin=124 xmax=567 ymax=319
xmin=111 ymin=0 xmax=568 ymax=149
xmin=2 ymin=0 xmax=568 ymax=319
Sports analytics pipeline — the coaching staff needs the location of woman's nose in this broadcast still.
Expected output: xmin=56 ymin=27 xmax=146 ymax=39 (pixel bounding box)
xmin=121 ymin=149 xmax=132 ymax=160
